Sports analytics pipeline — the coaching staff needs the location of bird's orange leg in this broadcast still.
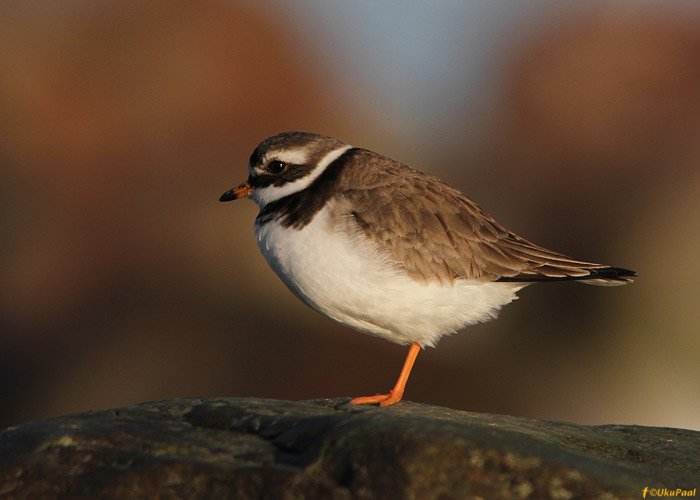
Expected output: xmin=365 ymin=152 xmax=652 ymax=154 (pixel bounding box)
xmin=350 ymin=342 xmax=421 ymax=407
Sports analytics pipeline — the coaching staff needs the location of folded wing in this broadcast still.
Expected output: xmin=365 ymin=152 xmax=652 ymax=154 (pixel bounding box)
xmin=342 ymin=160 xmax=635 ymax=286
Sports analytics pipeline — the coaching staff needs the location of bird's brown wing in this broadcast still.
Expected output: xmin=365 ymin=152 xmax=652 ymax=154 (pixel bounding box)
xmin=340 ymin=159 xmax=634 ymax=285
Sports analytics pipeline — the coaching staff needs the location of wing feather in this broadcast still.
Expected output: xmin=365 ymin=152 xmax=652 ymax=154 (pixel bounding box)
xmin=339 ymin=154 xmax=635 ymax=285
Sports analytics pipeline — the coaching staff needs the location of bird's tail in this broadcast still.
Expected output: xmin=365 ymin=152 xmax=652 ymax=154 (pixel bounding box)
xmin=572 ymin=266 xmax=636 ymax=286
xmin=497 ymin=266 xmax=636 ymax=286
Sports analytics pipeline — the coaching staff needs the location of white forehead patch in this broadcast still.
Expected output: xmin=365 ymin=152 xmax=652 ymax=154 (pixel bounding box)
xmin=251 ymin=144 xmax=353 ymax=207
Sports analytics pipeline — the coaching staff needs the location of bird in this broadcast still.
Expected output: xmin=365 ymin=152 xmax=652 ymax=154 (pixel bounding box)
xmin=220 ymin=132 xmax=636 ymax=407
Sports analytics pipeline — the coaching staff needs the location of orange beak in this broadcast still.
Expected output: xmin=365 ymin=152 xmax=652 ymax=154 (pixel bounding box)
xmin=220 ymin=180 xmax=253 ymax=202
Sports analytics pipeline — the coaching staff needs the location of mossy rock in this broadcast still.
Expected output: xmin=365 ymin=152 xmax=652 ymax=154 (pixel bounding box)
xmin=0 ymin=398 xmax=698 ymax=499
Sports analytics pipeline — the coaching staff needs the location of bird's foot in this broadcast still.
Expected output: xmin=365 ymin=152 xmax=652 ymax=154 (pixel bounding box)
xmin=348 ymin=342 xmax=419 ymax=407
xmin=350 ymin=389 xmax=403 ymax=407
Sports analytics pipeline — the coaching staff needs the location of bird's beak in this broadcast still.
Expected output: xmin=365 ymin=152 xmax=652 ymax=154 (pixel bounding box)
xmin=220 ymin=181 xmax=253 ymax=202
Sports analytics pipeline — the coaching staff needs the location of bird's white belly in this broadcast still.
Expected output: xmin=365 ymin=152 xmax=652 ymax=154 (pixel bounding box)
xmin=254 ymin=204 xmax=523 ymax=347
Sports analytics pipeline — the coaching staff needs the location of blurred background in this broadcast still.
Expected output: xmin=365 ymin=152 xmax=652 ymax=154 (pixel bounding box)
xmin=1 ymin=0 xmax=699 ymax=431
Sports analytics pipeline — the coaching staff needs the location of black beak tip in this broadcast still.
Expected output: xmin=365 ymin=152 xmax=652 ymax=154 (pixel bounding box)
xmin=219 ymin=190 xmax=235 ymax=202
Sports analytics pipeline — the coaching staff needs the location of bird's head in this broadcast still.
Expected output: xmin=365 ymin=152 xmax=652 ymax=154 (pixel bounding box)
xmin=220 ymin=132 xmax=351 ymax=209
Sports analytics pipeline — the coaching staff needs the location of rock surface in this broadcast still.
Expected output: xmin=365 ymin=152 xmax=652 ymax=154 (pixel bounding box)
xmin=0 ymin=398 xmax=698 ymax=499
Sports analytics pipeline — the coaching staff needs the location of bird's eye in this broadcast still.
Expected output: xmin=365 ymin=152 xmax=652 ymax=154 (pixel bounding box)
xmin=267 ymin=160 xmax=287 ymax=174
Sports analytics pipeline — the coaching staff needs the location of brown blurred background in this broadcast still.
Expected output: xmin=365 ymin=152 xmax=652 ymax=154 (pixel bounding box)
xmin=1 ymin=1 xmax=699 ymax=431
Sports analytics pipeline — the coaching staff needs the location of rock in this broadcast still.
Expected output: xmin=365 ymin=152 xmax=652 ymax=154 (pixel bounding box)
xmin=0 ymin=398 xmax=698 ymax=499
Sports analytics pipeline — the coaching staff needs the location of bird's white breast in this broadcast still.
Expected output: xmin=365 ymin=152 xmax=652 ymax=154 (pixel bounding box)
xmin=254 ymin=203 xmax=524 ymax=347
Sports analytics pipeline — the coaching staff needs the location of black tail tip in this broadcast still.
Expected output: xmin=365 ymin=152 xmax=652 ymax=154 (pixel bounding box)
xmin=585 ymin=266 xmax=637 ymax=285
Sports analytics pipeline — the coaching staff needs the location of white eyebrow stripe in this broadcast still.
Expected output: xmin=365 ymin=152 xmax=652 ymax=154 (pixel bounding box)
xmin=252 ymin=144 xmax=353 ymax=206
xmin=250 ymin=148 xmax=311 ymax=176
xmin=269 ymin=148 xmax=311 ymax=165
